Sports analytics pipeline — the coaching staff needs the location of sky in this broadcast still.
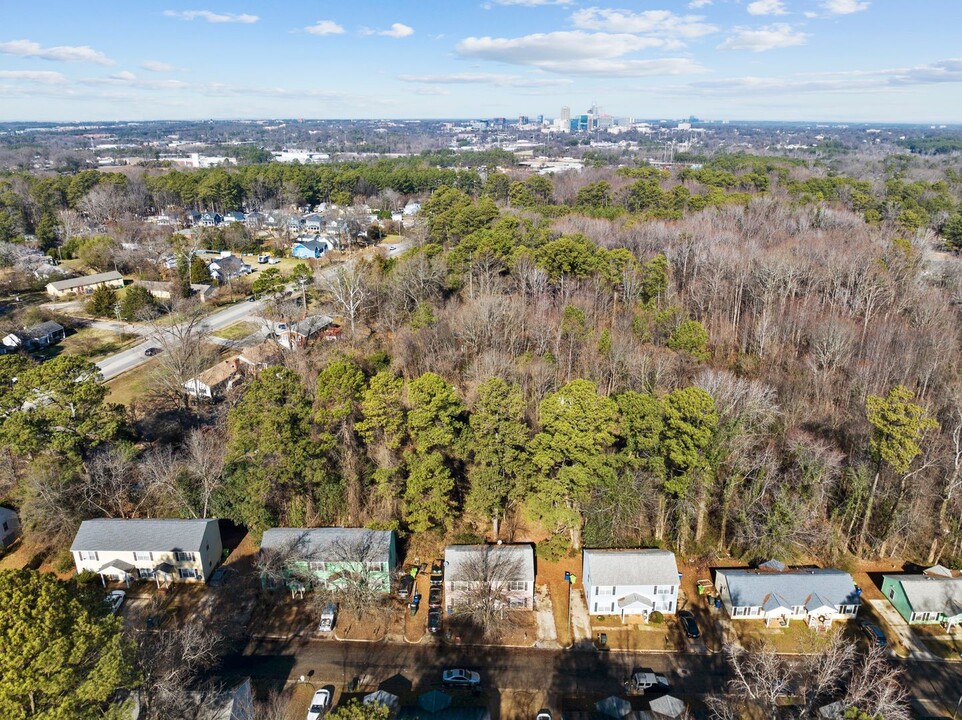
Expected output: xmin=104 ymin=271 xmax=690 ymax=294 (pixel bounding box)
xmin=0 ymin=1 xmax=960 ymax=123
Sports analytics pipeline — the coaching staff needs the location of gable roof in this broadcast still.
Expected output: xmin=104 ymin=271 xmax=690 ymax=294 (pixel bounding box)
xmin=71 ymin=519 xmax=218 ymax=553
xmin=583 ymin=549 xmax=680 ymax=588
xmin=193 ymin=358 xmax=240 ymax=388
xmin=886 ymin=575 xmax=962 ymax=616
xmin=717 ymin=568 xmax=860 ymax=609
xmin=289 ymin=315 xmax=334 ymax=337
xmin=260 ymin=527 xmax=394 ymax=561
xmin=17 ymin=321 xmax=65 ymax=341
xmin=239 ymin=340 xmax=281 ymax=367
xmin=47 ymin=270 xmax=123 ymax=292
xmin=210 ymin=255 xmax=248 ymax=273
xmin=444 ymin=544 xmax=535 ymax=583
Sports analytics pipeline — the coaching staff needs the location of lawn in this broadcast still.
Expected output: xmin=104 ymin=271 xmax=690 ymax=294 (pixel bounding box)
xmin=60 ymin=327 xmax=140 ymax=361
xmin=105 ymin=360 xmax=161 ymax=405
xmin=732 ymin=620 xmax=844 ymax=654
xmin=211 ymin=321 xmax=259 ymax=342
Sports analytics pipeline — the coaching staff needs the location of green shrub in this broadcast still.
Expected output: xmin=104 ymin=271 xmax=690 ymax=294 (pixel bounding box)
xmin=536 ymin=533 xmax=571 ymax=563
xmin=54 ymin=550 xmax=77 ymax=574
xmin=649 ymin=611 xmax=665 ymax=624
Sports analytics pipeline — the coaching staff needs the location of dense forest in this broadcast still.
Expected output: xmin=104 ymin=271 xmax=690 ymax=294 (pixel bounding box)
xmin=2 ymin=148 xmax=962 ymax=574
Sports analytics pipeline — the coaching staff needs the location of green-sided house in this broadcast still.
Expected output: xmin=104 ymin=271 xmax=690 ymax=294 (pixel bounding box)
xmin=259 ymin=527 xmax=396 ymax=594
xmin=881 ymin=567 xmax=962 ymax=629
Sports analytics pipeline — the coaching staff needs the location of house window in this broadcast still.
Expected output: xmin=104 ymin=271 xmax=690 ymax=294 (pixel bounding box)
xmin=452 ymin=581 xmax=470 ymax=592
xmin=365 ymin=561 xmax=386 ymax=572
xmin=308 ymin=561 xmax=327 ymax=572
xmin=889 ymin=588 xmax=895 ymax=599
xmin=179 ymin=568 xmax=197 ymax=580
xmin=79 ymin=551 xmax=99 ymax=562
xmin=792 ymin=606 xmax=804 ymax=615
xmin=138 ymin=568 xmax=154 ymax=579
xmin=133 ymin=551 xmax=152 ymax=562
xmin=597 ymin=586 xmax=614 ymax=596
xmin=508 ymin=581 xmax=527 ymax=592
xmin=174 ymin=551 xmax=193 ymax=562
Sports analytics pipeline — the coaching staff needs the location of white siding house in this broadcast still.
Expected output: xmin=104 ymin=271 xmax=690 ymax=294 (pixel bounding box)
xmin=444 ymin=544 xmax=535 ymax=611
xmin=71 ymin=519 xmax=222 ymax=585
xmin=715 ymin=567 xmax=861 ymax=629
xmin=0 ymin=507 xmax=21 ymax=549
xmin=582 ymin=549 xmax=680 ymax=621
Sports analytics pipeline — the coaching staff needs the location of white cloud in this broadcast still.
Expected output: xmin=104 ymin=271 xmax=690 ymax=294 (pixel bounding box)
xmin=747 ymin=0 xmax=788 ymax=16
xmin=413 ymin=87 xmax=450 ymax=96
xmin=84 ymin=71 xmax=189 ymax=90
xmin=570 ymin=8 xmax=717 ymax=38
xmin=140 ymin=60 xmax=175 ymax=72
xmin=111 ymin=70 xmax=137 ymax=82
xmin=542 ymin=57 xmax=706 ymax=76
xmin=379 ymin=23 xmax=414 ymax=38
xmin=0 ymin=70 xmax=67 ymax=84
xmin=717 ymin=23 xmax=808 ymax=52
xmin=0 ymin=39 xmax=113 ymax=65
xmin=688 ymin=0 xmax=712 ymax=6
xmin=458 ymin=31 xmax=685 ymax=67
xmin=822 ymin=0 xmax=869 ymax=14
xmin=163 ymin=10 xmax=259 ymax=24
xmin=304 ymin=20 xmax=345 ymax=36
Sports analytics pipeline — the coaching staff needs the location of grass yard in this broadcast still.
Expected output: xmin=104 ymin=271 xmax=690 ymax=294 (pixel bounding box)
xmin=60 ymin=327 xmax=140 ymax=361
xmin=106 ymin=360 xmax=161 ymax=405
xmin=733 ymin=620 xmax=845 ymax=654
xmin=212 ymin=320 xmax=259 ymax=342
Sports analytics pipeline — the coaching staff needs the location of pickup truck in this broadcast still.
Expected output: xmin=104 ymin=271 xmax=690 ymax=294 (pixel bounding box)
xmin=624 ymin=668 xmax=670 ymax=695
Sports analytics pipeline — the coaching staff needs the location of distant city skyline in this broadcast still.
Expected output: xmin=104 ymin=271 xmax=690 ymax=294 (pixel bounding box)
xmin=1 ymin=1 xmax=961 ymax=123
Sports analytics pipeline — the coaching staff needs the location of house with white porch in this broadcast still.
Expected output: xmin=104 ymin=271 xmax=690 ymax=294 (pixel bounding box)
xmin=444 ymin=544 xmax=535 ymax=611
xmin=715 ymin=564 xmax=860 ymax=629
xmin=582 ymin=549 xmax=680 ymax=621
xmin=71 ymin=518 xmax=222 ymax=585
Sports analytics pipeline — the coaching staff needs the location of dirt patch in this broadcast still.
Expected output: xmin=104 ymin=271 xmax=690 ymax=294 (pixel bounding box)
xmin=335 ymin=607 xmax=397 ymax=642
xmin=537 ymin=555 xmax=580 ymax=647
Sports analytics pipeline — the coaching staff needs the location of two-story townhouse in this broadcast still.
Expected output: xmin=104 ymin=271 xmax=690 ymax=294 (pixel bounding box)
xmin=582 ymin=549 xmax=680 ymax=621
xmin=258 ymin=528 xmax=396 ymax=593
xmin=71 ymin=518 xmax=223 ymax=586
xmin=444 ymin=544 xmax=536 ymax=612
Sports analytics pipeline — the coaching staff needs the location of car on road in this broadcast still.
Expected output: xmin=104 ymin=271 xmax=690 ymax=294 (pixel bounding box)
xmin=306 ymin=688 xmax=331 ymax=720
xmin=428 ymin=585 xmax=442 ymax=608
xmin=427 ymin=607 xmax=442 ymax=634
xmin=430 ymin=559 xmax=444 ymax=585
xmin=442 ymin=669 xmax=481 ymax=687
xmin=536 ymin=710 xmax=553 ymax=720
xmin=388 ymin=245 xmax=397 ymax=251
xmin=860 ymin=621 xmax=887 ymax=646
xmin=144 ymin=347 xmax=161 ymax=357
xmin=246 ymin=295 xmax=256 ymax=302
xmin=678 ymin=610 xmax=700 ymax=639
xmin=105 ymin=590 xmax=125 ymax=614
xmin=398 ymin=574 xmax=414 ymax=599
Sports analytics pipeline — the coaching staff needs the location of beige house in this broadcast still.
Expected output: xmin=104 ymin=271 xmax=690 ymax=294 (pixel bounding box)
xmin=46 ymin=270 xmax=125 ymax=297
xmin=136 ymin=280 xmax=213 ymax=303
xmin=71 ymin=518 xmax=222 ymax=585
xmin=238 ymin=340 xmax=282 ymax=373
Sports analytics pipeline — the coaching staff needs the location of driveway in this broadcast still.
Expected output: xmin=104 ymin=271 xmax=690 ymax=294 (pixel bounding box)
xmin=867 ymin=598 xmax=938 ymax=660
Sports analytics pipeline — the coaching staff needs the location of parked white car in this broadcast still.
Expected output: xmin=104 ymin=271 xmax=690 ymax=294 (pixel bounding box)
xmin=306 ymin=688 xmax=331 ymax=720
xmin=105 ymin=590 xmax=125 ymax=614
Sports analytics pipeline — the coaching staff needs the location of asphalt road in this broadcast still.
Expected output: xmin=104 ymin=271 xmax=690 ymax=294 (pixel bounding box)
xmin=94 ymin=241 xmax=408 ymax=382
xmin=225 ymin=638 xmax=962 ymax=710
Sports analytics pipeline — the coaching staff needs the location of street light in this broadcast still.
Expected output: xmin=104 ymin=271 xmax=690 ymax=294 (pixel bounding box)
xmin=564 ymin=571 xmax=577 ymax=638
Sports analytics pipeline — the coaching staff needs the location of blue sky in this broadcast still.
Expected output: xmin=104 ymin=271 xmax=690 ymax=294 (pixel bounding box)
xmin=1 ymin=1 xmax=960 ymax=122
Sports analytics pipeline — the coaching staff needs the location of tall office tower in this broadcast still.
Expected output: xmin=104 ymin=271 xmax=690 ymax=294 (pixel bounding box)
xmin=560 ymin=106 xmax=571 ymax=125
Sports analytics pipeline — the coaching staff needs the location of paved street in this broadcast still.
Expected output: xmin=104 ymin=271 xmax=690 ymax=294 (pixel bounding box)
xmin=94 ymin=241 xmax=408 ymax=382
xmin=224 ymin=637 xmax=962 ymax=713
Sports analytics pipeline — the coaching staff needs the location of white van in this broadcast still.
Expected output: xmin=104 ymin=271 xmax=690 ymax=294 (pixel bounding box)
xmin=319 ymin=603 xmax=337 ymax=632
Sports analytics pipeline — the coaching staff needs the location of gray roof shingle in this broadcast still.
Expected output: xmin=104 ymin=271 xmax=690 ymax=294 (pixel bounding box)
xmin=47 ymin=270 xmax=123 ymax=292
xmin=444 ymin=544 xmax=535 ymax=583
xmin=717 ymin=568 xmax=860 ymax=609
xmin=260 ymin=528 xmax=393 ymax=561
xmin=584 ymin=549 xmax=680 ymax=587
xmin=71 ymin=518 xmax=217 ymax=553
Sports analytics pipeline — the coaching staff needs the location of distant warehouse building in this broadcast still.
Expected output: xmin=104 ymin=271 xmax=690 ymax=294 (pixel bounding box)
xmin=46 ymin=270 xmax=124 ymax=298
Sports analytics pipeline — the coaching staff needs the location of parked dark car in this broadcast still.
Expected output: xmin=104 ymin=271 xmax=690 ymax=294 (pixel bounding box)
xmin=678 ymin=610 xmax=700 ymax=639
xmin=427 ymin=607 xmax=442 ymax=634
xmin=860 ymin=621 xmax=887 ymax=646
xmin=429 ymin=585 xmax=442 ymax=607
xmin=398 ymin=574 xmax=414 ymax=599
xmin=144 ymin=347 xmax=161 ymax=357
xmin=430 ymin=560 xmax=444 ymax=586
